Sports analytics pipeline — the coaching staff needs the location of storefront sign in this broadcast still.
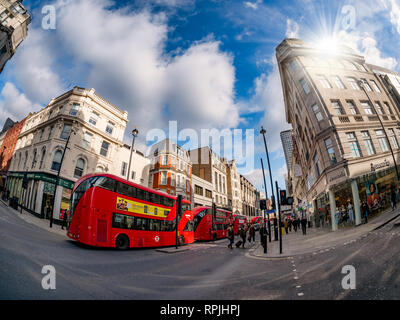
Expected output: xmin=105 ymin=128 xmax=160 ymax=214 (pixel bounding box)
xmin=371 ymin=159 xmax=390 ymax=172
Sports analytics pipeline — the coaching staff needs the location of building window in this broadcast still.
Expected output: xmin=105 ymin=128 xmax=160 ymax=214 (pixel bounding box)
xmin=361 ymin=131 xmax=376 ymax=156
xmin=360 ymin=79 xmax=372 ymax=91
xmin=360 ymin=101 xmax=374 ymax=115
xmin=375 ymin=102 xmax=385 ymax=115
xmin=160 ymin=172 xmax=167 ymax=185
xmin=23 ymin=151 xmax=28 ymax=168
xmin=346 ymin=132 xmax=362 ymax=158
xmin=314 ymin=153 xmax=321 ymax=178
xmin=324 ymin=138 xmax=337 ymax=164
xmin=69 ymin=103 xmax=80 ymax=116
xmin=290 ymin=60 xmax=298 ymax=71
xmin=331 ymin=100 xmax=344 ymax=115
xmin=48 ymin=125 xmax=54 ymax=139
xmin=332 ymin=75 xmax=346 ymax=89
xmin=161 ymin=155 xmax=168 ymax=165
xmin=370 ymin=80 xmax=381 ymax=93
xmin=32 ymin=149 xmax=37 ymax=169
xmin=388 ymin=128 xmax=399 ymax=149
xmin=82 ymin=132 xmax=93 ymax=149
xmin=39 ymin=129 xmax=44 ymax=141
xmin=195 ymin=185 xmax=203 ymax=196
xmin=39 ymin=149 xmax=46 ymax=169
xmin=205 ymin=189 xmax=212 ymax=198
xmin=317 ymin=75 xmax=332 ymax=89
xmin=89 ymin=111 xmax=99 ymax=126
xmin=10 ymin=2 xmax=26 ymax=14
xmin=376 ymin=130 xmax=390 ymax=152
xmin=384 ymin=102 xmax=393 ymax=115
xmin=171 ymin=173 xmax=175 ymax=186
xmin=105 ymin=121 xmax=114 ymax=135
xmin=74 ymin=158 xmax=85 ymax=178
xmin=300 ymin=78 xmax=310 ymax=94
xmin=312 ymin=104 xmax=323 ymax=122
xmin=100 ymin=141 xmax=110 ymax=157
xmin=347 ymin=100 xmax=359 ymax=114
xmin=121 ymin=162 xmax=127 ymax=176
xmin=347 ymin=77 xmax=361 ymax=90
xmin=60 ymin=124 xmax=72 ymax=140
xmin=51 ymin=150 xmax=63 ymax=171
xmin=131 ymin=171 xmax=136 ymax=180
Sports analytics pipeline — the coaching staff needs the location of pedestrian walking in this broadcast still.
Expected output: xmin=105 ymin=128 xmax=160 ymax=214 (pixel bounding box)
xmin=301 ymin=213 xmax=307 ymax=235
xmin=239 ymin=225 xmax=247 ymax=248
xmin=259 ymin=223 xmax=267 ymax=247
xmin=61 ymin=210 xmax=69 ymax=230
xmin=288 ymin=218 xmax=292 ymax=232
xmin=348 ymin=202 xmax=354 ymax=223
xmin=391 ymin=188 xmax=397 ymax=211
xmin=249 ymin=223 xmax=255 ymax=243
xmin=284 ymin=219 xmax=289 ymax=234
xmin=227 ymin=225 xmax=234 ymax=249
xmin=361 ymin=201 xmax=369 ymax=224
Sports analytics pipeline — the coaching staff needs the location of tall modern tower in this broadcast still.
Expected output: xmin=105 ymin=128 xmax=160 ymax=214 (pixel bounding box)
xmin=0 ymin=0 xmax=30 ymax=73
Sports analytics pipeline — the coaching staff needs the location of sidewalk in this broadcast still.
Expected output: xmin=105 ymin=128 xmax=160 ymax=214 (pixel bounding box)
xmin=250 ymin=207 xmax=400 ymax=258
xmin=0 ymin=197 xmax=68 ymax=237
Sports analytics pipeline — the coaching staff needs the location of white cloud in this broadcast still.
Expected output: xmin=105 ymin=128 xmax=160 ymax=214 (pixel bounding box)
xmin=244 ymin=0 xmax=262 ymax=10
xmin=9 ymin=0 xmax=240 ymax=145
xmin=286 ymin=19 xmax=299 ymax=38
xmin=0 ymin=82 xmax=42 ymax=121
xmin=252 ymin=58 xmax=291 ymax=153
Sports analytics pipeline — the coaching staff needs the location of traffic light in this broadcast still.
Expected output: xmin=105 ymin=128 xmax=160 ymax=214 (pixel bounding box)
xmin=280 ymin=190 xmax=287 ymax=205
xmin=260 ymin=199 xmax=267 ymax=210
xmin=279 ymin=190 xmax=294 ymax=206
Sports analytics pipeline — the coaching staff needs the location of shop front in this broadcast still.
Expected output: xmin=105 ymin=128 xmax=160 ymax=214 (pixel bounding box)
xmin=7 ymin=172 xmax=74 ymax=223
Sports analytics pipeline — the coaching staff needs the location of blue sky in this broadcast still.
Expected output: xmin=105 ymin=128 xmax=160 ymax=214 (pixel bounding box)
xmin=1 ymin=0 xmax=400 ymax=196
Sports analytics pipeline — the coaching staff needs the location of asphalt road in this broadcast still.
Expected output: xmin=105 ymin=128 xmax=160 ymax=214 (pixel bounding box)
xmin=0 ymin=203 xmax=399 ymax=300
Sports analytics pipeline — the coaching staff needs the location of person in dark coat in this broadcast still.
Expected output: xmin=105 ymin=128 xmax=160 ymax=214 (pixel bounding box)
xmin=301 ymin=213 xmax=307 ymax=235
xmin=249 ymin=223 xmax=256 ymax=243
xmin=239 ymin=226 xmax=247 ymax=248
xmin=259 ymin=224 xmax=267 ymax=247
xmin=361 ymin=201 xmax=369 ymax=223
xmin=227 ymin=225 xmax=234 ymax=249
xmin=391 ymin=189 xmax=397 ymax=211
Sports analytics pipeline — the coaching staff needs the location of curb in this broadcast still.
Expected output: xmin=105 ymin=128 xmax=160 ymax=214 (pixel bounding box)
xmin=156 ymin=247 xmax=190 ymax=253
xmin=372 ymin=213 xmax=400 ymax=231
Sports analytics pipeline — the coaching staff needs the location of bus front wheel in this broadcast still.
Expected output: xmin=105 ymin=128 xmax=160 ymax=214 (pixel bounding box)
xmin=178 ymin=235 xmax=185 ymax=246
xmin=213 ymin=233 xmax=217 ymax=241
xmin=116 ymin=234 xmax=130 ymax=250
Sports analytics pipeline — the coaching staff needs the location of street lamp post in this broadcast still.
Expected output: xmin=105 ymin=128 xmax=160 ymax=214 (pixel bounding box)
xmin=50 ymin=121 xmax=76 ymax=228
xmin=358 ymin=80 xmax=400 ymax=184
xmin=127 ymin=128 xmax=139 ymax=182
xmin=260 ymin=126 xmax=277 ymax=240
xmin=260 ymin=158 xmax=268 ymax=253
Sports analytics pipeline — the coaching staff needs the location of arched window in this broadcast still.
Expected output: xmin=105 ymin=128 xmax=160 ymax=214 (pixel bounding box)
xmin=39 ymin=149 xmax=46 ymax=169
xmin=17 ymin=153 xmax=22 ymax=169
xmin=51 ymin=150 xmax=63 ymax=171
xmin=74 ymin=158 xmax=85 ymax=178
xmin=23 ymin=151 xmax=28 ymax=169
xmin=31 ymin=149 xmax=37 ymax=169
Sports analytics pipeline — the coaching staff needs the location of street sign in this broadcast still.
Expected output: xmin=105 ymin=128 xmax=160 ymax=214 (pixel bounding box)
xmin=280 ymin=205 xmax=292 ymax=211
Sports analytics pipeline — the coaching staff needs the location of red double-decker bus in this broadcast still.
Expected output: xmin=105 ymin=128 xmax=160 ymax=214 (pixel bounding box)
xmin=192 ymin=206 xmax=232 ymax=241
xmin=67 ymin=173 xmax=195 ymax=249
xmin=232 ymin=213 xmax=248 ymax=235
